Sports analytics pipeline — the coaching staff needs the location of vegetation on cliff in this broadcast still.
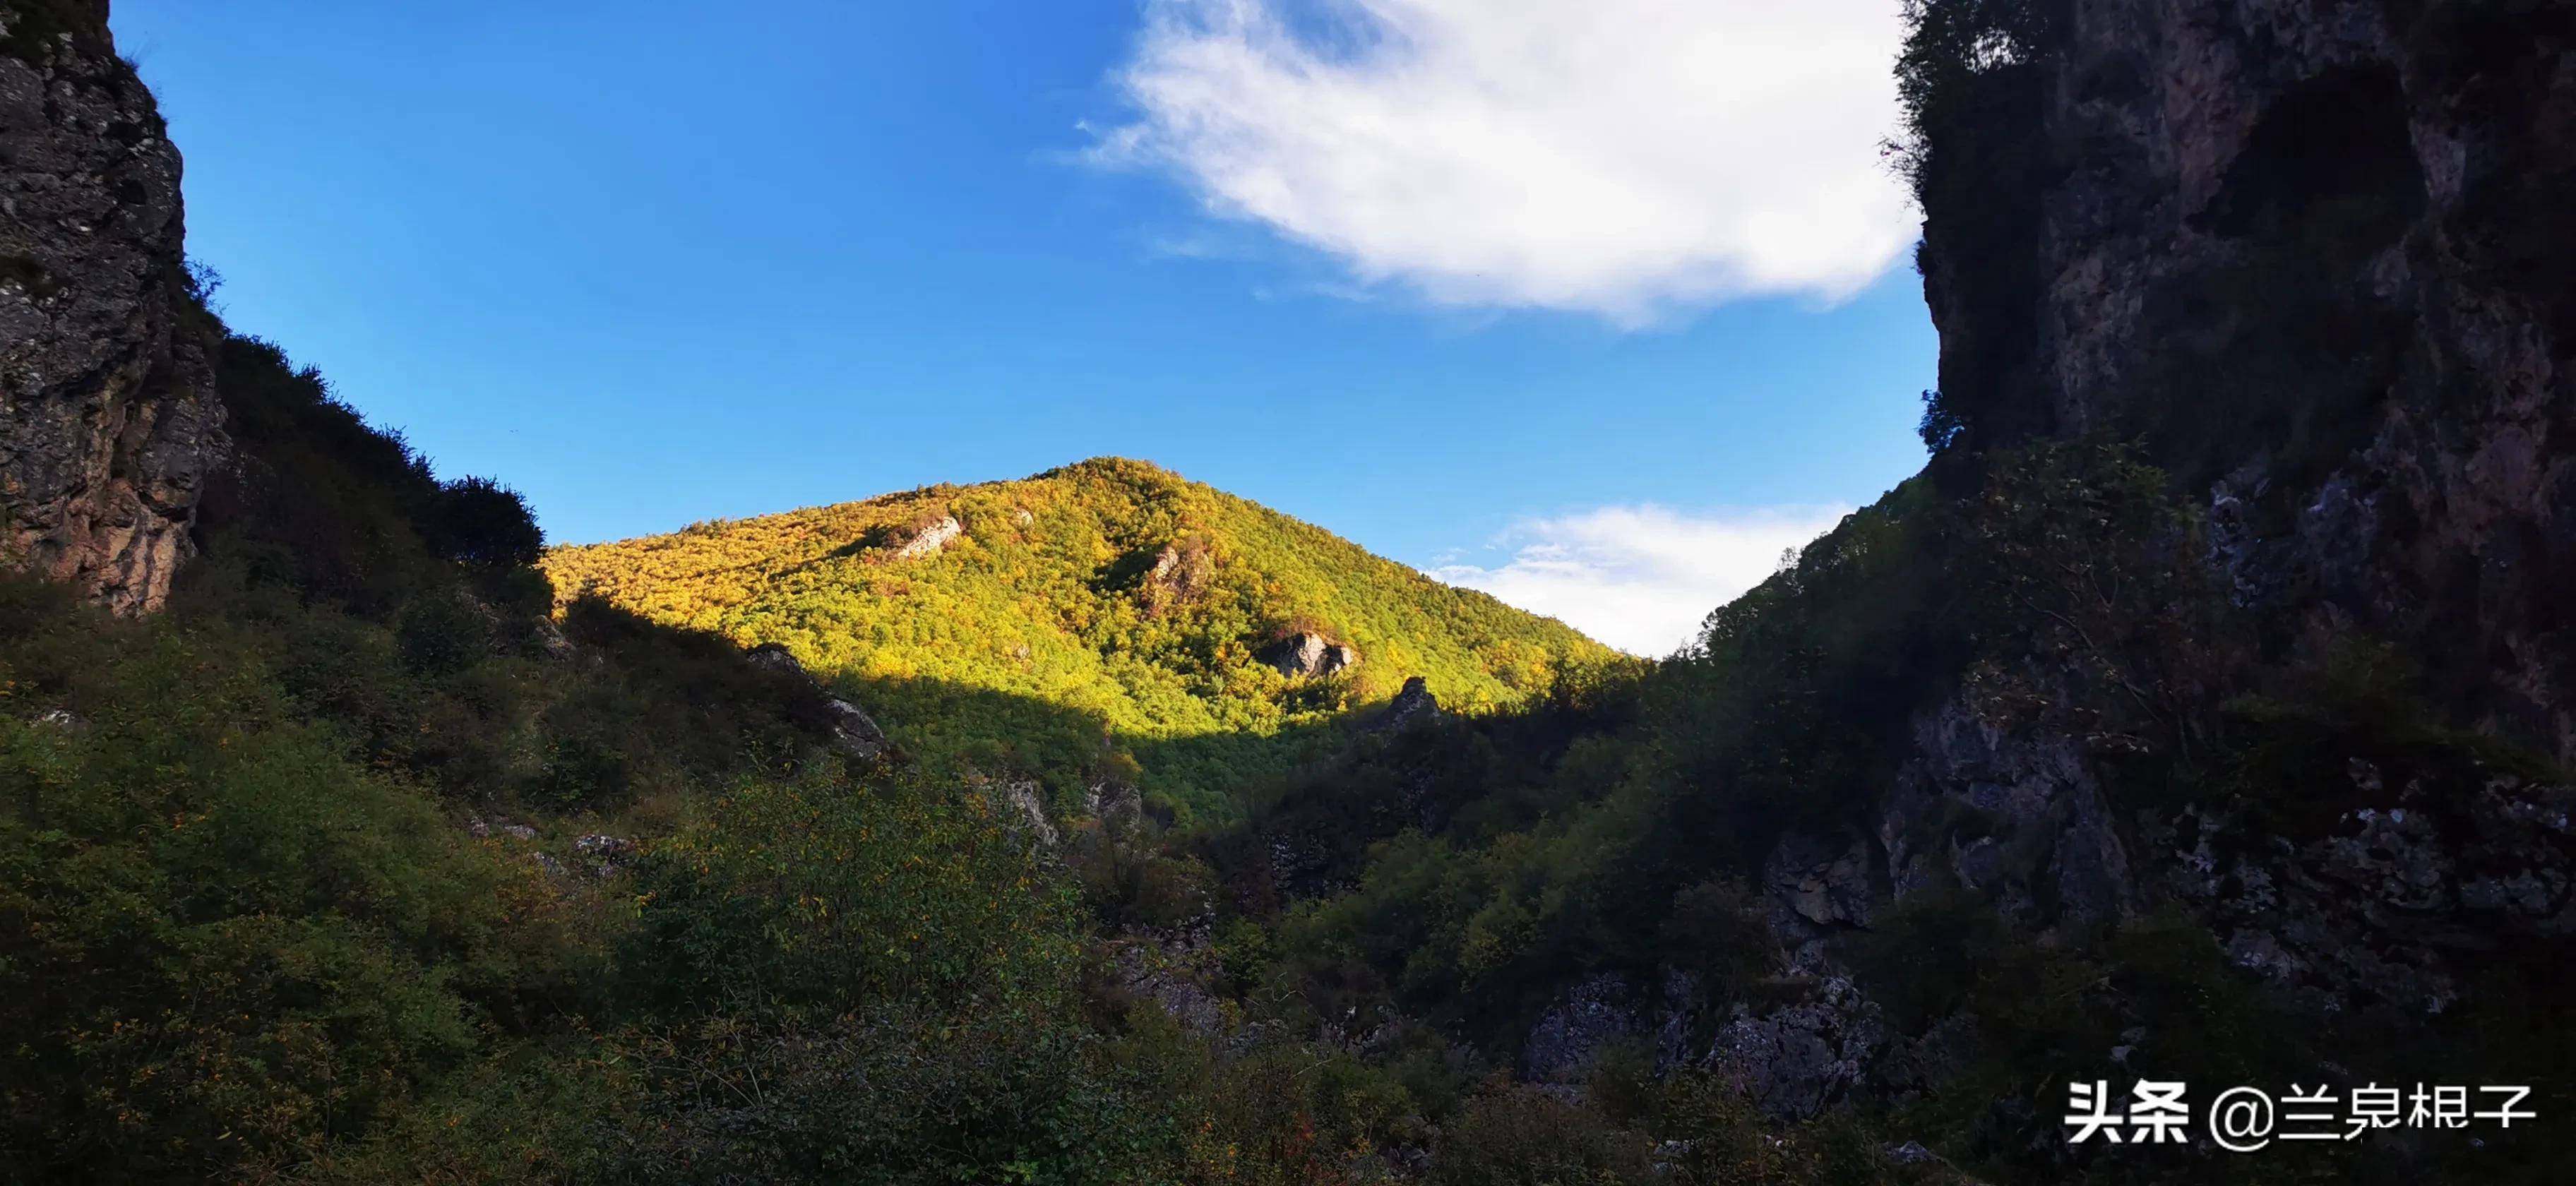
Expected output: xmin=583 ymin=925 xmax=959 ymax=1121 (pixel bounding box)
xmin=1175 ymin=441 xmax=2571 ymax=1184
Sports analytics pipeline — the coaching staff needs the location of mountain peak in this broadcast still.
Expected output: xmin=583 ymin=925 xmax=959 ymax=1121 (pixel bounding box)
xmin=544 ymin=460 xmax=1616 ymax=820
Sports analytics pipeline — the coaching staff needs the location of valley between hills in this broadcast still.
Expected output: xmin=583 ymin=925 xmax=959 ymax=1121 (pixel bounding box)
xmin=4 ymin=1 xmax=2573 ymax=1183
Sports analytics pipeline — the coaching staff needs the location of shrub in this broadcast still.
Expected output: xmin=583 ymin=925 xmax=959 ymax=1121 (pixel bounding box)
xmin=427 ymin=477 xmax=544 ymax=569
xmin=1430 ymin=1082 xmax=1652 ymax=1186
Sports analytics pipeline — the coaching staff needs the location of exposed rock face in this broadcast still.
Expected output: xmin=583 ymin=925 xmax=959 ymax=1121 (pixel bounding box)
xmin=1361 ymin=675 xmax=1440 ymax=734
xmin=1919 ymin=0 xmax=2576 ymax=757
xmin=1083 ymin=777 xmax=1145 ymax=832
xmin=530 ymin=614 xmax=576 ymax=661
xmin=1112 ymin=938 xmax=1228 ymax=1040
xmin=2158 ymin=772 xmax=2576 ymax=1017
xmin=1705 ymin=972 xmax=1891 ymax=1119
xmin=1685 ymin=661 xmax=2576 ymax=1115
xmin=1136 ymin=537 xmax=1215 ymax=615
xmin=998 ymin=776 xmax=1059 ymax=850
xmin=891 ymin=514 xmax=961 ymax=560
xmin=744 ymin=641 xmax=887 ymax=761
xmin=1763 ymin=832 xmax=1878 ymax=931
xmin=1150 ymin=539 xmax=1212 ymax=592
xmin=1 ymin=3 xmax=225 ymax=612
xmin=1878 ymin=697 xmax=2142 ymax=932
xmin=1263 ymin=630 xmax=1356 ymax=678
xmin=1903 ymin=0 xmax=2576 ymax=983
xmin=574 ymin=833 xmax=640 ymax=877
xmin=1521 ymin=972 xmax=1642 ymax=1092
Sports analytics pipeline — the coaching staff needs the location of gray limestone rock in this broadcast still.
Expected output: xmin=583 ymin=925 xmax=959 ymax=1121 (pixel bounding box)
xmin=1263 ymin=631 xmax=1358 ymax=678
xmin=745 ymin=641 xmax=887 ymax=761
xmin=1 ymin=6 xmax=225 ymax=611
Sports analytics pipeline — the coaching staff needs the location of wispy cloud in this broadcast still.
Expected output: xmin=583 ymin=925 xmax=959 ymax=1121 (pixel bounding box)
xmin=1431 ymin=504 xmax=1849 ymax=656
xmin=1092 ymin=0 xmax=1916 ymax=323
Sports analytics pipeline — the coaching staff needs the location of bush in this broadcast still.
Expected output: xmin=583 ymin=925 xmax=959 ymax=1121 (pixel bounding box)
xmin=429 ymin=477 xmax=545 ymax=569
xmin=1430 ymin=1082 xmax=1652 ymax=1186
xmin=0 ymin=587 xmax=592 ymax=1181
xmin=1660 ymin=878 xmax=1784 ymax=1004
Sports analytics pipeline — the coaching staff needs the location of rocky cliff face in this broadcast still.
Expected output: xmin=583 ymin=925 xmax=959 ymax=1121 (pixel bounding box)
xmin=1919 ymin=0 xmax=2576 ymax=755
xmin=1612 ymin=0 xmax=2576 ymax=1119
xmin=0 ymin=1 xmax=222 ymax=612
xmin=1907 ymin=0 xmax=2576 ymax=1008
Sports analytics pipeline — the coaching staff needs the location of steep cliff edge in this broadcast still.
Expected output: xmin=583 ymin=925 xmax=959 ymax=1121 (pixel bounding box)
xmin=0 ymin=1 xmax=222 ymax=612
xmin=1913 ymin=0 xmax=2576 ymax=755
xmin=1666 ymin=0 xmax=2576 ymax=1132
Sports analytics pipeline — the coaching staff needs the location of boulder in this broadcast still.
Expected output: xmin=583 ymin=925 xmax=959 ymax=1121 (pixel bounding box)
xmin=892 ymin=514 xmax=962 ymax=560
xmin=742 ymin=641 xmax=803 ymax=677
xmin=817 ymin=697 xmax=888 ymax=762
xmin=1704 ymin=973 xmax=1888 ymax=1120
xmin=998 ymin=777 xmax=1059 ymax=850
xmin=1763 ymin=834 xmax=1875 ymax=930
xmin=1263 ymin=631 xmax=1357 ymax=678
xmin=1362 ymin=676 xmax=1441 ymax=735
xmin=575 ymin=833 xmax=638 ymax=876
xmin=1521 ymin=973 xmax=1640 ymax=1091
xmin=467 ymin=816 xmax=539 ymax=841
xmin=745 ymin=641 xmax=887 ymax=761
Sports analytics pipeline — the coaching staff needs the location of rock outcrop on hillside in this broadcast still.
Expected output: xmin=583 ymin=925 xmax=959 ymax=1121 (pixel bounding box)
xmin=0 ymin=4 xmax=223 ymax=612
xmin=745 ymin=641 xmax=888 ymax=761
xmin=1363 ymin=676 xmax=1440 ymax=734
xmin=1263 ymin=630 xmax=1357 ymax=678
xmin=892 ymin=514 xmax=962 ymax=560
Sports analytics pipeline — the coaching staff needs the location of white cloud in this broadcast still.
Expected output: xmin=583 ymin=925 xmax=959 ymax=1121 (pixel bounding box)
xmin=1094 ymin=0 xmax=1916 ymax=322
xmin=1431 ymin=504 xmax=1849 ymax=656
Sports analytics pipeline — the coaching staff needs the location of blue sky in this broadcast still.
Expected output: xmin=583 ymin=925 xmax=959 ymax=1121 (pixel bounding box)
xmin=111 ymin=0 xmax=1933 ymax=654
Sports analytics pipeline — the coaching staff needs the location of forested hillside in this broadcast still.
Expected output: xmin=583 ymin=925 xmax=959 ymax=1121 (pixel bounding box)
xmin=6 ymin=322 xmax=1663 ymax=1184
xmin=3 ymin=320 xmax=1170 ymax=1180
xmin=1171 ymin=443 xmax=2572 ymax=1184
xmin=6 ymin=0 xmax=2572 ymax=1182
xmin=544 ymin=462 xmax=1619 ymax=821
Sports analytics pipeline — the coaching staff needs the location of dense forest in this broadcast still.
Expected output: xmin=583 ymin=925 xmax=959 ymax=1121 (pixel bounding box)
xmin=6 ymin=0 xmax=2574 ymax=1182
xmin=544 ymin=459 xmax=1620 ymax=824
